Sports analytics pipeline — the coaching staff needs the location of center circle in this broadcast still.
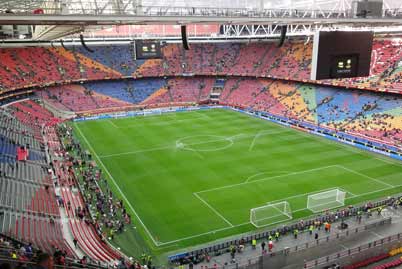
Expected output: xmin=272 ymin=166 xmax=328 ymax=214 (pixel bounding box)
xmin=176 ymin=135 xmax=234 ymax=152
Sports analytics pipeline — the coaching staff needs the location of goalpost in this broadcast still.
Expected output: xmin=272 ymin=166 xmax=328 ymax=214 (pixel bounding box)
xmin=250 ymin=201 xmax=292 ymax=228
xmin=307 ymin=189 xmax=346 ymax=213
xmin=143 ymin=109 xmax=162 ymax=116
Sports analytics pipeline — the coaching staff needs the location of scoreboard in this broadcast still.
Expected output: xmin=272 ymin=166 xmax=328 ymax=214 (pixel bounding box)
xmin=330 ymin=54 xmax=358 ymax=78
xmin=135 ymin=40 xmax=162 ymax=59
xmin=311 ymin=31 xmax=373 ymax=80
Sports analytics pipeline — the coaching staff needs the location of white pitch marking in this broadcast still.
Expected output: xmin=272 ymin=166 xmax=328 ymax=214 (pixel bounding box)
xmin=176 ymin=134 xmax=234 ymax=153
xmin=248 ymin=130 xmax=288 ymax=151
xmin=263 ymin=186 xmax=352 ymax=207
xmin=74 ymin=108 xmax=402 ymax=246
xmin=292 ymin=126 xmax=402 ymax=167
xmin=244 ymin=171 xmax=290 ymax=183
xmin=336 ymin=165 xmax=395 ymax=188
xmin=196 ymin=165 xmax=338 ymax=194
xmin=155 ymin=222 xmax=250 ymax=246
xmin=193 ymin=193 xmax=234 ymax=227
xmin=184 ymin=147 xmax=205 ymax=159
xmin=121 ymin=112 xmax=208 ymax=127
xmin=157 ymin=183 xmax=402 ymax=246
xmin=338 ymin=187 xmax=357 ymax=197
xmin=100 ymin=145 xmax=173 ymax=158
xmin=193 ymin=111 xmax=211 ymax=119
xmin=228 ymin=133 xmax=246 ymax=140
xmin=100 ymin=131 xmax=283 ymax=158
xmin=102 ymin=134 xmax=238 ymax=158
xmin=249 ymin=132 xmax=261 ymax=152
xmin=108 ymin=120 xmax=119 ymax=128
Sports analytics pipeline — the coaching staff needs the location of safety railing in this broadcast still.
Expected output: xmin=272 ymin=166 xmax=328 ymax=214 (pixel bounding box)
xmin=304 ymin=232 xmax=402 ymax=268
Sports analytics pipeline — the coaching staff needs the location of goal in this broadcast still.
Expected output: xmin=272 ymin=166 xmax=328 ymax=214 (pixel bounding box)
xmin=250 ymin=201 xmax=292 ymax=228
xmin=307 ymin=189 xmax=346 ymax=213
xmin=143 ymin=109 xmax=162 ymax=116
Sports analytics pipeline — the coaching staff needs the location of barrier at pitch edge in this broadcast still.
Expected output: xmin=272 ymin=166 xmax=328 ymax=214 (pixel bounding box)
xmin=73 ymin=105 xmax=221 ymax=122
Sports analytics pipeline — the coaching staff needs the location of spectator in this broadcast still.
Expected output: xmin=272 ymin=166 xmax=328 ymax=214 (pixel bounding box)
xmin=268 ymin=240 xmax=274 ymax=252
xmin=261 ymin=241 xmax=266 ymax=253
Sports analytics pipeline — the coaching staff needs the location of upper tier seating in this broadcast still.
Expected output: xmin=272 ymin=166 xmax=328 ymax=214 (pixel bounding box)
xmin=75 ymin=44 xmax=142 ymax=76
xmin=3 ymin=37 xmax=402 ymax=93
xmin=0 ymin=47 xmax=121 ymax=92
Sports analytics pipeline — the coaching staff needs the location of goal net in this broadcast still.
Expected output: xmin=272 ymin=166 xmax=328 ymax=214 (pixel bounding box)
xmin=307 ymin=189 xmax=346 ymax=213
xmin=250 ymin=201 xmax=292 ymax=228
xmin=143 ymin=109 xmax=162 ymax=116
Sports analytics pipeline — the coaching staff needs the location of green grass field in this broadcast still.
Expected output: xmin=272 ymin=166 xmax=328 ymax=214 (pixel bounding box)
xmin=72 ymin=108 xmax=402 ymax=259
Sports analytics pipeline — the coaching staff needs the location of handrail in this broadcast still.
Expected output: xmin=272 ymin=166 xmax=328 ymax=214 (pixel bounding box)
xmin=304 ymin=232 xmax=402 ymax=268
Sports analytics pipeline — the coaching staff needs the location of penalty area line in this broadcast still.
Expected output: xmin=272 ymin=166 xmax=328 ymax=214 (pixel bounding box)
xmin=108 ymin=120 xmax=119 ymax=128
xmin=159 ymin=183 xmax=402 ymax=246
xmin=196 ymin=165 xmax=339 ymax=194
xmin=193 ymin=193 xmax=234 ymax=227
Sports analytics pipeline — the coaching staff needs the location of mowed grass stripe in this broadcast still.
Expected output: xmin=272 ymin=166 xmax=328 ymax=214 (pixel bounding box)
xmin=72 ymin=108 xmax=402 ymax=252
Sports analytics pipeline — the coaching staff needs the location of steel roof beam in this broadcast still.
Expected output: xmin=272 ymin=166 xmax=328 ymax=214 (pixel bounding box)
xmin=1 ymin=14 xmax=402 ymax=25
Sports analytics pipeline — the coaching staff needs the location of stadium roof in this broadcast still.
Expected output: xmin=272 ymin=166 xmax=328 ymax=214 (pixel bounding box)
xmin=1 ymin=0 xmax=402 ymax=41
xmin=2 ymin=0 xmax=402 ymax=12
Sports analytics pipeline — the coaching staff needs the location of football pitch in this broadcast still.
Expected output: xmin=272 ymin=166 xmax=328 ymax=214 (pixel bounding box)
xmin=72 ymin=108 xmax=402 ymax=256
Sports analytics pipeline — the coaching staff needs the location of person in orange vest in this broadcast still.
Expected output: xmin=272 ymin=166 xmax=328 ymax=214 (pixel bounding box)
xmin=324 ymin=222 xmax=331 ymax=232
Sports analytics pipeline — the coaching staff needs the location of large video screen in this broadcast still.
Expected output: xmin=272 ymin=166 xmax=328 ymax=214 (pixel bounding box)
xmin=135 ymin=40 xmax=162 ymax=59
xmin=311 ymin=31 xmax=373 ymax=80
